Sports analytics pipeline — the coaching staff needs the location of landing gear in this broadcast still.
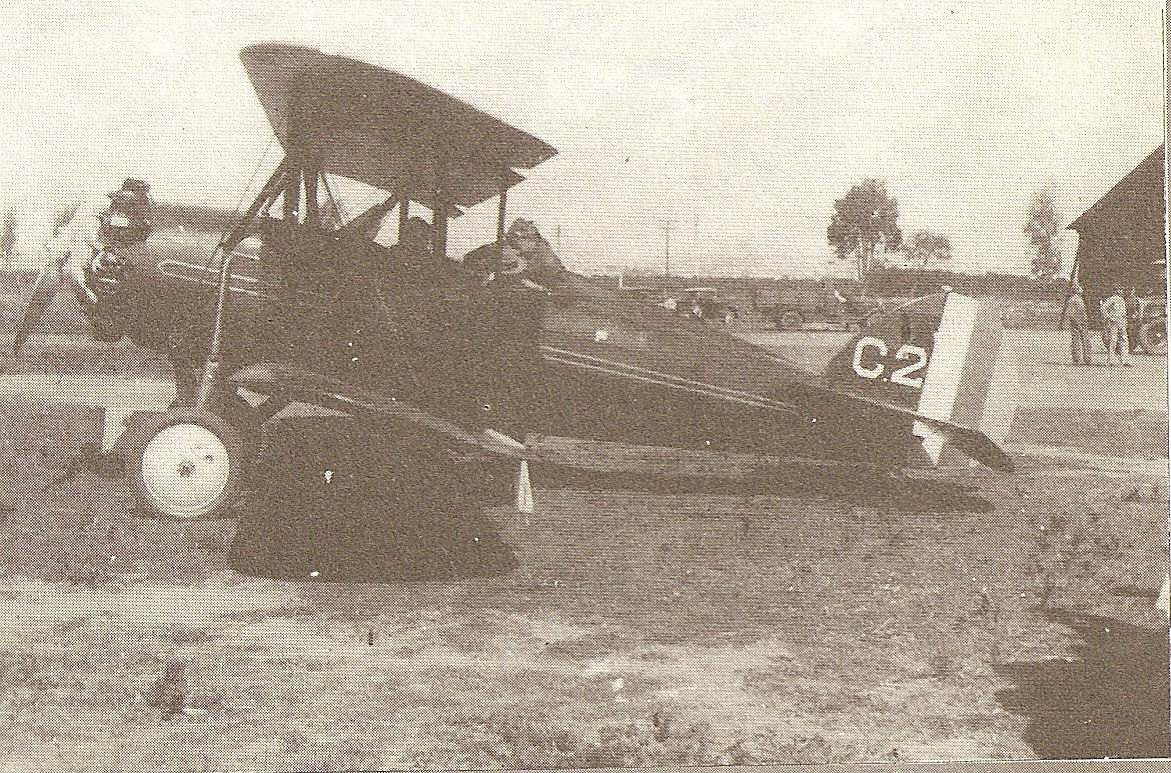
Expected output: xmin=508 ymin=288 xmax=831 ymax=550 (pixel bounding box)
xmin=126 ymin=252 xmax=248 ymax=520
xmin=125 ymin=407 xmax=245 ymax=519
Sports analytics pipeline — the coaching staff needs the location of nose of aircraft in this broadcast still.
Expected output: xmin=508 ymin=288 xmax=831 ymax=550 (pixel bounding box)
xmin=9 ymin=248 xmax=130 ymax=368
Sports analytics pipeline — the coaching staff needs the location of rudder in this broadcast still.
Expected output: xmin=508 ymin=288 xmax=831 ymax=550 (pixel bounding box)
xmin=823 ymin=292 xmax=1016 ymax=467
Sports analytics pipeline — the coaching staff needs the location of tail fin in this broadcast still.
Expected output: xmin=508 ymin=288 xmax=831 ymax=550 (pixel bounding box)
xmin=824 ymin=292 xmax=1017 ymax=468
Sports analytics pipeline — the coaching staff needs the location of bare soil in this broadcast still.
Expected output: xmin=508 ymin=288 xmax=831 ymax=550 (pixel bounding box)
xmin=0 ymin=313 xmax=1166 ymax=768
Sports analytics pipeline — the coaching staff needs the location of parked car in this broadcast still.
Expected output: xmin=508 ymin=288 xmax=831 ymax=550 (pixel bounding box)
xmin=660 ymin=287 xmax=738 ymax=324
xmin=755 ymin=282 xmax=880 ymax=330
xmin=1131 ymin=293 xmax=1167 ymax=355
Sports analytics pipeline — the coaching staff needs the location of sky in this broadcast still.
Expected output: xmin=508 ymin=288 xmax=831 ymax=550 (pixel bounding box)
xmin=0 ymin=0 xmax=1164 ymax=276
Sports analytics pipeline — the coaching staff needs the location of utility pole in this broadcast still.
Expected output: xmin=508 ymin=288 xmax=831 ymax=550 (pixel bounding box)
xmin=661 ymin=219 xmax=674 ymax=276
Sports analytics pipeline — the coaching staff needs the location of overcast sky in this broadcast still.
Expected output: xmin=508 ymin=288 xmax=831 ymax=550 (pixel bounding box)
xmin=0 ymin=0 xmax=1164 ymax=276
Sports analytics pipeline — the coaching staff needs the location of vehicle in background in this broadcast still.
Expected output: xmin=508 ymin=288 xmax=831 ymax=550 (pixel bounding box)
xmin=1131 ymin=293 xmax=1167 ymax=355
xmin=658 ymin=287 xmax=738 ymax=324
xmin=753 ymin=282 xmax=881 ymax=330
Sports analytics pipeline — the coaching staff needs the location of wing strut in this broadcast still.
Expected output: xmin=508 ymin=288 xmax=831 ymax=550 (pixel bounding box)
xmin=496 ymin=169 xmax=509 ymax=245
xmin=218 ymin=159 xmax=289 ymax=256
xmin=398 ymin=193 xmax=410 ymax=238
xmin=432 ymin=149 xmax=450 ymax=260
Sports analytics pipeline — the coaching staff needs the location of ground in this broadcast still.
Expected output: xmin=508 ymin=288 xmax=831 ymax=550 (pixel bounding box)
xmin=0 ymin=302 xmax=1167 ymax=768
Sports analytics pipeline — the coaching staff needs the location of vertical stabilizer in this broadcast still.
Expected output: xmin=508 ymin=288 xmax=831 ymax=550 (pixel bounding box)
xmin=823 ymin=292 xmax=1016 ymax=467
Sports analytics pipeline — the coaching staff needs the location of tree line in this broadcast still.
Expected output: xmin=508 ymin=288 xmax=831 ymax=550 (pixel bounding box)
xmin=826 ymin=178 xmax=1064 ymax=285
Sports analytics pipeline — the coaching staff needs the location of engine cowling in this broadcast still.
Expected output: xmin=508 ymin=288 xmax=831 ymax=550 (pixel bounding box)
xmin=80 ymin=247 xmax=133 ymax=341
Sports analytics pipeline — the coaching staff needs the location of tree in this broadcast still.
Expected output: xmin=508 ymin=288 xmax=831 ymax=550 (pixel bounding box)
xmin=902 ymin=229 xmax=952 ymax=270
xmin=827 ymin=179 xmax=902 ymax=286
xmin=1024 ymin=187 xmax=1061 ymax=280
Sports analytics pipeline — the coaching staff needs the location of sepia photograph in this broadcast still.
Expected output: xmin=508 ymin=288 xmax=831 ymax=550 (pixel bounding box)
xmin=0 ymin=0 xmax=1167 ymax=769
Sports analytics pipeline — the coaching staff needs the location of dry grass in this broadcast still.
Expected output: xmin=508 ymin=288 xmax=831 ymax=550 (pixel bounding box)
xmin=0 ymin=318 xmax=1164 ymax=767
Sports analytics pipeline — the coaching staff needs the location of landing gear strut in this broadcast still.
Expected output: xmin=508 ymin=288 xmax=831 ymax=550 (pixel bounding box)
xmin=127 ymin=254 xmax=248 ymax=519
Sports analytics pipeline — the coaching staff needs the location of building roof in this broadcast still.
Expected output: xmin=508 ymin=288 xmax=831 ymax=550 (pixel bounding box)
xmin=1069 ymin=145 xmax=1164 ymax=232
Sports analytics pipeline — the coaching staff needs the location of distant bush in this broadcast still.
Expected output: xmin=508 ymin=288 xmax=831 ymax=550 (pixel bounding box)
xmin=864 ymin=266 xmax=1069 ymax=301
xmin=0 ymin=207 xmax=16 ymax=265
xmin=622 ymin=267 xmax=1070 ymax=321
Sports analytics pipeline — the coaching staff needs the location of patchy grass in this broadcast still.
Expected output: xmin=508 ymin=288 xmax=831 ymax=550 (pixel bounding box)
xmin=0 ymin=446 xmax=1163 ymax=767
xmin=0 ymin=327 xmax=1164 ymax=767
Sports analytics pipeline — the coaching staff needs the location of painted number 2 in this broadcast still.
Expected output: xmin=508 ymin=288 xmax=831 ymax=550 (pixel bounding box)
xmin=851 ymin=337 xmax=928 ymax=388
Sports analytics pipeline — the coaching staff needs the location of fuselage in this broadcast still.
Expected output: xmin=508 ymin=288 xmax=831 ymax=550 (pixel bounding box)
xmin=100 ymin=220 xmax=927 ymax=471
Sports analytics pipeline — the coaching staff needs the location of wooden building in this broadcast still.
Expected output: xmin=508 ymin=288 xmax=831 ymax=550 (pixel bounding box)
xmin=1068 ymin=145 xmax=1166 ymax=310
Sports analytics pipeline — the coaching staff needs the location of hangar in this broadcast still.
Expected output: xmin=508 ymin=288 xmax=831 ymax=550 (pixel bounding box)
xmin=1068 ymin=144 xmax=1166 ymax=313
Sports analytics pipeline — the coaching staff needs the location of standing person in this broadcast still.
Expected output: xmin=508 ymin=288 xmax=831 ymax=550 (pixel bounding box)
xmin=1060 ymin=283 xmax=1091 ymax=365
xmin=1126 ymin=287 xmax=1143 ymax=353
xmin=1101 ymin=284 xmax=1131 ymax=366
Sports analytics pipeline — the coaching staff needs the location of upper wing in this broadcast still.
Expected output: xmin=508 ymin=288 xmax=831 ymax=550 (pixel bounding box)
xmin=239 ymin=43 xmax=558 ymax=213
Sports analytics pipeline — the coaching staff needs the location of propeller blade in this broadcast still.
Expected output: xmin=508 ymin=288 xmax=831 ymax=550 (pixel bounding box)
xmin=11 ymin=257 xmax=66 ymax=357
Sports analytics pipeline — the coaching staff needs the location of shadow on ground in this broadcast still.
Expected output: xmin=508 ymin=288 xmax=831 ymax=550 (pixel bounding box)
xmin=227 ymin=418 xmax=519 ymax=583
xmin=226 ymin=418 xmax=993 ymax=583
xmin=538 ymin=466 xmax=993 ymax=513
xmin=995 ymin=611 xmax=1170 ymax=759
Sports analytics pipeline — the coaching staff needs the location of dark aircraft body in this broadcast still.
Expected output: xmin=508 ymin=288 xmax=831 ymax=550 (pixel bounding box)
xmin=12 ymin=43 xmax=1014 ymax=523
xmin=106 ymin=226 xmax=1005 ymax=468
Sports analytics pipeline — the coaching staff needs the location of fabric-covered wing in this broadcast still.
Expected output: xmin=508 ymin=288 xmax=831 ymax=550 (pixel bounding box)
xmin=239 ymin=43 xmax=557 ymax=213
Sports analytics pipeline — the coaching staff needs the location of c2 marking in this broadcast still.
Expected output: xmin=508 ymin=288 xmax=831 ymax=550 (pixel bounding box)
xmin=889 ymin=344 xmax=928 ymax=387
xmin=851 ymin=336 xmax=887 ymax=379
xmin=851 ymin=337 xmax=928 ymax=389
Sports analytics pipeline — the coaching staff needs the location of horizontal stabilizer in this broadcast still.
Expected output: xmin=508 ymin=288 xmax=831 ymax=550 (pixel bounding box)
xmin=821 ymin=385 xmax=1015 ymax=471
xmin=822 ymin=291 xmax=1016 ymax=471
xmin=911 ymin=413 xmax=1015 ymax=471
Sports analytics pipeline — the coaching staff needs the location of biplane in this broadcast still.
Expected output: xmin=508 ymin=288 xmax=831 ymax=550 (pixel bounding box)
xmin=10 ymin=43 xmax=1015 ymax=523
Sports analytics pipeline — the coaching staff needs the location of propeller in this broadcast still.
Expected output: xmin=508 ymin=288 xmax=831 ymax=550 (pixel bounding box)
xmin=10 ymin=251 xmax=70 ymax=358
xmin=10 ymin=243 xmax=113 ymax=360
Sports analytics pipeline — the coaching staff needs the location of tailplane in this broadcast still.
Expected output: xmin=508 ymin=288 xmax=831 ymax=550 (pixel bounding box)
xmin=823 ymin=291 xmax=1017 ymax=469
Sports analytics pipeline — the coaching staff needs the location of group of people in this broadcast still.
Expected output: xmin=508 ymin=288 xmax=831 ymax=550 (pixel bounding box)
xmin=1060 ymin=282 xmax=1137 ymax=367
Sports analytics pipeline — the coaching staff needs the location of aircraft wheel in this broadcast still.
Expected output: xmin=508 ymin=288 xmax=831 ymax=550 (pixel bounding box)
xmin=778 ymin=310 xmax=804 ymax=330
xmin=1138 ymin=317 xmax=1167 ymax=356
xmin=127 ymin=407 xmax=244 ymax=519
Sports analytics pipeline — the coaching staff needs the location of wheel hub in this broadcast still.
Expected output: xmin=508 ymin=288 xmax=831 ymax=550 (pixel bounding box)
xmin=141 ymin=423 xmax=232 ymax=518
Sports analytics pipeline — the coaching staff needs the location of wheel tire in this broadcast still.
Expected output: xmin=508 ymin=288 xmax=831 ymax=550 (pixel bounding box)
xmin=779 ymin=310 xmax=804 ymax=330
xmin=1138 ymin=317 xmax=1167 ymax=355
xmin=126 ymin=406 xmax=244 ymax=519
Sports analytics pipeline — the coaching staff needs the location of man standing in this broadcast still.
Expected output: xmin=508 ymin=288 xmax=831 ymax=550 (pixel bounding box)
xmin=1101 ymin=285 xmax=1131 ymax=366
xmin=1126 ymin=287 xmax=1143 ymax=353
xmin=1060 ymin=283 xmax=1091 ymax=365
